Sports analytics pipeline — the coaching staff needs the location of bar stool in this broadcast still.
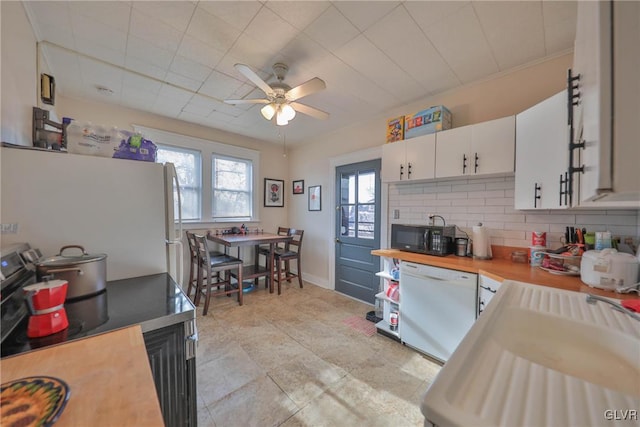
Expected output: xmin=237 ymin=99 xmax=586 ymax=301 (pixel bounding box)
xmin=273 ymin=229 xmax=304 ymax=295
xmin=257 ymin=226 xmax=289 ymax=288
xmin=193 ymin=234 xmax=243 ymax=315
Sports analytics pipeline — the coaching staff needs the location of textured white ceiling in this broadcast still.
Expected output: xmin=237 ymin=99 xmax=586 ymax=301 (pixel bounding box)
xmin=24 ymin=1 xmax=577 ymax=145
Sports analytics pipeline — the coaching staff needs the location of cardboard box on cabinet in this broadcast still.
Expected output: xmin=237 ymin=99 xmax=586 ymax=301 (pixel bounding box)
xmin=404 ymin=105 xmax=452 ymax=139
xmin=386 ymin=116 xmax=404 ymax=143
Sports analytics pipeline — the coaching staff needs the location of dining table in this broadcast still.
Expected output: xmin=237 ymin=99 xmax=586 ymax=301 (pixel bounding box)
xmin=206 ymin=231 xmax=292 ymax=294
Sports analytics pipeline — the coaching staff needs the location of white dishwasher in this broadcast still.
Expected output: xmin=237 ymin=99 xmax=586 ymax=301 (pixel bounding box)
xmin=399 ymin=261 xmax=477 ymax=363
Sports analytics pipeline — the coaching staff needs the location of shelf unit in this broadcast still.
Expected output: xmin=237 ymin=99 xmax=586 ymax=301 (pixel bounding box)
xmin=374 ymin=257 xmax=400 ymax=339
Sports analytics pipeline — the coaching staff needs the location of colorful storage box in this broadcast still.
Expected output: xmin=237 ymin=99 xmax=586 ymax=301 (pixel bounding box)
xmin=404 ymin=105 xmax=452 ymax=139
xmin=386 ymin=116 xmax=404 ymax=143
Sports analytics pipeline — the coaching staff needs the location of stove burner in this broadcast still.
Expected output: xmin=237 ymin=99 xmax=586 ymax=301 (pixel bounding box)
xmin=12 ymin=318 xmax=86 ymax=349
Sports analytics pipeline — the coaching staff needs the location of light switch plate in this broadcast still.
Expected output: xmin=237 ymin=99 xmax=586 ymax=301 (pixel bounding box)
xmin=393 ymin=209 xmax=400 ymax=219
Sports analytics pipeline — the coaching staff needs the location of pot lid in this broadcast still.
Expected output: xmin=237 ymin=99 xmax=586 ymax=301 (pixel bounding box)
xmin=37 ymin=245 xmax=107 ymax=266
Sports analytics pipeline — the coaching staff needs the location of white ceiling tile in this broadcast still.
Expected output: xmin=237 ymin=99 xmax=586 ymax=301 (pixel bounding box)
xmin=176 ymin=35 xmax=225 ymax=69
xmin=164 ymin=72 xmax=202 ymax=92
xmin=35 ymin=23 xmax=76 ymax=49
xmin=304 ymin=6 xmax=359 ymax=52
xmin=214 ymin=54 xmax=271 ymax=83
xmin=225 ymin=34 xmax=279 ymax=72
xmin=335 ymin=35 xmax=422 ymax=103
xmin=186 ymin=93 xmax=219 ymax=110
xmin=170 ymin=55 xmax=212 ymax=82
xmin=265 ymin=1 xmax=331 ymax=30
xmin=78 ymin=57 xmax=123 ymax=89
xmin=70 ymin=12 xmax=128 ymax=53
xmin=75 ymin=39 xmax=126 ymax=67
xmin=243 ymin=7 xmax=298 ymax=53
xmin=120 ymin=94 xmax=156 ymax=112
xmin=122 ymin=71 xmax=162 ymax=94
xmin=403 ymin=1 xmax=470 ymax=28
xmin=334 ymin=1 xmax=400 ymax=32
xmin=473 ymin=1 xmax=545 ymax=70
xmin=129 ymin=8 xmax=183 ymax=52
xmin=422 ymin=3 xmax=498 ymax=84
xmin=24 ymin=1 xmax=72 ymax=28
xmin=542 ymin=1 xmax=577 ymax=54
xmin=186 ymin=7 xmax=242 ymax=53
xmin=69 ymin=1 xmax=132 ymax=33
xmin=126 ymin=36 xmax=174 ymax=70
xmin=196 ymin=1 xmax=262 ymax=32
xmin=152 ymin=101 xmax=183 ymax=118
xmin=364 ymin=6 xmax=458 ymax=94
xmin=124 ymin=56 xmax=168 ymax=81
xmin=132 ymin=1 xmax=196 ymax=32
xmin=198 ymin=70 xmax=245 ymax=100
xmin=278 ymin=33 xmax=331 ymax=70
xmin=157 ymin=83 xmax=194 ymax=105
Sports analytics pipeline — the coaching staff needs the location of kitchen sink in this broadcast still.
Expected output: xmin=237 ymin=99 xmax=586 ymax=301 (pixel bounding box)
xmin=492 ymin=307 xmax=639 ymax=396
xmin=422 ymin=280 xmax=640 ymax=427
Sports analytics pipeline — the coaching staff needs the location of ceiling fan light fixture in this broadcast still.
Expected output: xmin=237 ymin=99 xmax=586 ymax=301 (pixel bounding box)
xmin=276 ymin=111 xmax=289 ymax=126
xmin=281 ymin=104 xmax=296 ymax=121
xmin=261 ymin=104 xmax=276 ymax=120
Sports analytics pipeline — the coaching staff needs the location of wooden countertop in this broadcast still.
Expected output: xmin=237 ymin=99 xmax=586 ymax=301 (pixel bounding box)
xmin=372 ymin=249 xmax=638 ymax=300
xmin=1 ymin=326 xmax=164 ymax=426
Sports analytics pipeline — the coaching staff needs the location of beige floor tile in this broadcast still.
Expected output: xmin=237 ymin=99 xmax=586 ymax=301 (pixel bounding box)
xmin=208 ymin=375 xmax=299 ymax=427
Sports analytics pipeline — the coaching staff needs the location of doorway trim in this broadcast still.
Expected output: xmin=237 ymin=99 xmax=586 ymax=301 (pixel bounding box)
xmin=328 ymin=146 xmax=386 ymax=292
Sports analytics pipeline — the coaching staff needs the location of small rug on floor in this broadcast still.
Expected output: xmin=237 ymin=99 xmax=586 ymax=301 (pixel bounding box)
xmin=342 ymin=315 xmax=377 ymax=337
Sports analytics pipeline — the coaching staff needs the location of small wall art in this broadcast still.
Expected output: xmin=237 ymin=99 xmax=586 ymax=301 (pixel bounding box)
xmin=293 ymin=180 xmax=304 ymax=194
xmin=264 ymin=178 xmax=284 ymax=207
xmin=308 ymin=185 xmax=321 ymax=211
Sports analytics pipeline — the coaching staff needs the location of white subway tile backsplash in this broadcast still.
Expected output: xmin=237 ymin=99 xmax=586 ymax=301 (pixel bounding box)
xmin=388 ymin=176 xmax=639 ymax=248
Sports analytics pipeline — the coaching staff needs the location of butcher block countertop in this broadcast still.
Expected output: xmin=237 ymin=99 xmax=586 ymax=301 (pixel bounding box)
xmin=1 ymin=325 xmax=164 ymax=426
xmin=372 ymin=248 xmax=638 ymax=300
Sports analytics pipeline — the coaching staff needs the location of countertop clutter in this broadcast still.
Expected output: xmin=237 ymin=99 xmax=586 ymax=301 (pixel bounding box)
xmin=371 ymin=247 xmax=638 ymax=300
xmin=0 ymin=326 xmax=164 ymax=426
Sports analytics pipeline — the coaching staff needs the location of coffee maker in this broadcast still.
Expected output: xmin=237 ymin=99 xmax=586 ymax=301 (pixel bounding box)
xmin=23 ymin=279 xmax=69 ymax=338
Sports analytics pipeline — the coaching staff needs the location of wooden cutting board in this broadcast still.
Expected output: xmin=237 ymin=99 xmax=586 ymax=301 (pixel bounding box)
xmin=1 ymin=325 xmax=164 ymax=426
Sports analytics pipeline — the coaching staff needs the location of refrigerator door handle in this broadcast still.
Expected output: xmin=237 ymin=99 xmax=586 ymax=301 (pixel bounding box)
xmin=167 ymin=240 xmax=183 ymax=288
xmin=172 ymin=166 xmax=183 ymax=239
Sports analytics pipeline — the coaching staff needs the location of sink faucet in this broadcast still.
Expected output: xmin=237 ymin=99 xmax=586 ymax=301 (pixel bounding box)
xmin=586 ymin=294 xmax=640 ymax=321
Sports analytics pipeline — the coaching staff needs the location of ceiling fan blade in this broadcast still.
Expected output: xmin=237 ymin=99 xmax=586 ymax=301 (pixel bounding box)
xmin=224 ymin=98 xmax=270 ymax=105
xmin=234 ymin=64 xmax=274 ymax=97
xmin=290 ymin=102 xmax=329 ymax=120
xmin=286 ymin=77 xmax=326 ymax=101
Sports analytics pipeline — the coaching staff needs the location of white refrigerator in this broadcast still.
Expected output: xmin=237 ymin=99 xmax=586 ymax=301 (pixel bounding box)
xmin=1 ymin=147 xmax=183 ymax=285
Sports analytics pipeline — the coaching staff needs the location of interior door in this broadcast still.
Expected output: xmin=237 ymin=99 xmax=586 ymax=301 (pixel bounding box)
xmin=335 ymin=159 xmax=381 ymax=304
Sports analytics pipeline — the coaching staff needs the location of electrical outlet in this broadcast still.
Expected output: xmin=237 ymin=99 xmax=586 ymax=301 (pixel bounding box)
xmin=393 ymin=209 xmax=400 ymax=219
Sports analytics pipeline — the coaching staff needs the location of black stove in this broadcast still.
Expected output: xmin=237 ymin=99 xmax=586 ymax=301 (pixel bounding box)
xmin=1 ymin=243 xmax=194 ymax=359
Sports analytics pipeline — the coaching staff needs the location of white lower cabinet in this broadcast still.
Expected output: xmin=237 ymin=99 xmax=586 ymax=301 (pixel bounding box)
xmin=478 ymin=274 xmax=503 ymax=316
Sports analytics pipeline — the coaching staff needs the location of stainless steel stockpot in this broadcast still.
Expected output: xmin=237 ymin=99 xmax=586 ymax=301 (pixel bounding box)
xmin=36 ymin=245 xmax=107 ymax=300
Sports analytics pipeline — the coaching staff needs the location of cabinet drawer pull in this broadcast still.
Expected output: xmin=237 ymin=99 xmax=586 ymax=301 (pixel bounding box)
xmin=479 ymin=285 xmax=497 ymax=294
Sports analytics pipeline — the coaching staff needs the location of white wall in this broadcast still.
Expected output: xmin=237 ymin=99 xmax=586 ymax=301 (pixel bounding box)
xmin=388 ymin=175 xmax=639 ymax=250
xmin=1 ymin=2 xmax=37 ymax=146
xmin=289 ymin=53 xmax=575 ymax=289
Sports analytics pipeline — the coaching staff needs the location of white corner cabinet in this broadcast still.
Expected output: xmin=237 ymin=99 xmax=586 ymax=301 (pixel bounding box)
xmin=571 ymin=0 xmax=640 ymax=204
xmin=435 ymin=116 xmax=515 ymax=179
xmin=515 ymin=91 xmax=571 ymax=209
xmin=381 ymin=133 xmax=436 ymax=183
xmin=374 ymin=258 xmax=400 ymax=337
xmin=477 ymin=274 xmax=502 ymax=316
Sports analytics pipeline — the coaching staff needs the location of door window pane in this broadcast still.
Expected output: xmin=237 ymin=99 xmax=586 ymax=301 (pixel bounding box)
xmin=157 ymin=145 xmax=201 ymax=221
xmin=339 ymin=170 xmax=375 ymax=239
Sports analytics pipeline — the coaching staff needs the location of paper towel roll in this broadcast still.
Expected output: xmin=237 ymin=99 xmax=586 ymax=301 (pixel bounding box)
xmin=472 ymin=223 xmax=492 ymax=259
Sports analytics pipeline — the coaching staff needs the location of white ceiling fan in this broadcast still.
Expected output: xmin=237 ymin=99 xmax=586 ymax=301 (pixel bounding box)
xmin=225 ymin=63 xmax=329 ymax=126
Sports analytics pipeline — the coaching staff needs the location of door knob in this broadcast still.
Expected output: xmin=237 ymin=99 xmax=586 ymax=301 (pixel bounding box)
xmin=335 ymin=238 xmax=341 ymax=243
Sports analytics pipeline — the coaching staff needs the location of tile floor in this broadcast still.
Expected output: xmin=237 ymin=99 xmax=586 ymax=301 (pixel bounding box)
xmin=193 ymin=280 xmax=442 ymax=427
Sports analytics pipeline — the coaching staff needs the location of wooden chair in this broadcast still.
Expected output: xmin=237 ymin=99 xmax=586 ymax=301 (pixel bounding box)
xmin=273 ymin=229 xmax=304 ymax=295
xmin=257 ymin=226 xmax=289 ymax=287
xmin=193 ymin=234 xmax=243 ymax=315
xmin=185 ymin=230 xmax=223 ymax=301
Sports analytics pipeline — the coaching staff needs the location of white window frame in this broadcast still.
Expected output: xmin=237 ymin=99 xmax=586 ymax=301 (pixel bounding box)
xmin=133 ymin=125 xmax=260 ymax=225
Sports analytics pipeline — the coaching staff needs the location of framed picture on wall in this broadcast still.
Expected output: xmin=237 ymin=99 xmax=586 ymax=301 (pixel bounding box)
xmin=308 ymin=185 xmax=321 ymax=211
xmin=264 ymin=178 xmax=284 ymax=207
xmin=293 ymin=180 xmax=304 ymax=194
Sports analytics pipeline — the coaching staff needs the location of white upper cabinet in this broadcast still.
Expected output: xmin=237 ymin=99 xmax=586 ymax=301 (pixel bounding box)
xmin=381 ymin=133 xmax=435 ymax=183
xmin=571 ymin=0 xmax=640 ymax=205
xmin=515 ymin=91 xmax=570 ymax=209
xmin=435 ymin=116 xmax=515 ymax=179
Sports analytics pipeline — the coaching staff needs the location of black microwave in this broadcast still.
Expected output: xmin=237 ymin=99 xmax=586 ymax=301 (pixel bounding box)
xmin=390 ymin=224 xmax=456 ymax=256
